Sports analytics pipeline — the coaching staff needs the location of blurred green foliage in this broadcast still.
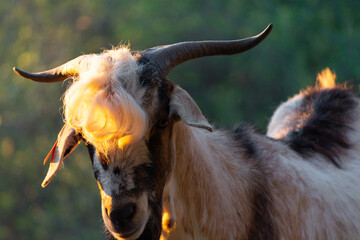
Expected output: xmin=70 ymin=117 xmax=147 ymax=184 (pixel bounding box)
xmin=0 ymin=0 xmax=359 ymax=239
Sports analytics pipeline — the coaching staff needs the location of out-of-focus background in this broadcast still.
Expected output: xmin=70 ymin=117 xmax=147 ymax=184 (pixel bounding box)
xmin=1 ymin=0 xmax=359 ymax=239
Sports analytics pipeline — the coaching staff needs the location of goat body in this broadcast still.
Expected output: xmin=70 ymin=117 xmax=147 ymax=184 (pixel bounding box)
xmin=163 ymin=78 xmax=360 ymax=239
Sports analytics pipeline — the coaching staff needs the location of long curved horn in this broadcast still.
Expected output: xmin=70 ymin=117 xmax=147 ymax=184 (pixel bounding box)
xmin=13 ymin=55 xmax=87 ymax=82
xmin=141 ymin=24 xmax=273 ymax=76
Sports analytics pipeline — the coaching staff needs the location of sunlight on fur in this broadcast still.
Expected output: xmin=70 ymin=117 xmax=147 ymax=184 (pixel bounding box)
xmin=162 ymin=211 xmax=172 ymax=233
xmin=316 ymin=68 xmax=336 ymax=89
xmin=267 ymin=68 xmax=337 ymax=140
xmin=63 ymin=47 xmax=147 ymax=155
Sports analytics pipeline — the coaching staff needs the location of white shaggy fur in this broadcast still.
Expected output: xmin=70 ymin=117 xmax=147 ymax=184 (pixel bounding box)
xmin=266 ymin=93 xmax=304 ymax=139
xmin=63 ymin=48 xmax=147 ymax=155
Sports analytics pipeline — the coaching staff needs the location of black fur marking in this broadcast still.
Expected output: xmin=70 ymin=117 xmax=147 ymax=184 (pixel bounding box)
xmin=247 ymin=174 xmax=275 ymax=240
xmin=156 ymin=80 xmax=171 ymax=118
xmin=113 ymin=167 xmax=120 ymax=175
xmin=137 ymin=56 xmax=162 ymax=87
xmin=97 ymin=152 xmax=109 ymax=171
xmin=94 ymin=170 xmax=100 ymax=180
xmin=283 ymin=87 xmax=357 ymax=168
xmin=132 ymin=163 xmax=155 ymax=194
xmin=101 ymin=162 xmax=109 ymax=171
xmin=231 ymin=124 xmax=275 ymax=239
xmin=85 ymin=143 xmax=95 ymax=165
xmin=231 ymin=123 xmax=258 ymax=157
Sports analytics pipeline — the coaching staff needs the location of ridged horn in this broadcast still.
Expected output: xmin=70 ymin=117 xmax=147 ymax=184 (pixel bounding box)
xmin=141 ymin=24 xmax=273 ymax=76
xmin=13 ymin=55 xmax=87 ymax=82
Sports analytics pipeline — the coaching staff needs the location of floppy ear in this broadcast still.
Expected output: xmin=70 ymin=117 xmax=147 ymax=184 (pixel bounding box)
xmin=169 ymin=85 xmax=212 ymax=132
xmin=41 ymin=124 xmax=82 ymax=187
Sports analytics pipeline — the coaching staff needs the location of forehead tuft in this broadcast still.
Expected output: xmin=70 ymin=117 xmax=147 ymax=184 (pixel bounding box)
xmin=63 ymin=47 xmax=148 ymax=154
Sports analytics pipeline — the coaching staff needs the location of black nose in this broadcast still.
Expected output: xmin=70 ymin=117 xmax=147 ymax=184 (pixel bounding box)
xmin=109 ymin=203 xmax=136 ymax=224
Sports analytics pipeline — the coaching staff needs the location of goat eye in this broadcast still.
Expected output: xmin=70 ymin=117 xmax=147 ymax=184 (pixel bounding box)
xmin=157 ymin=119 xmax=169 ymax=128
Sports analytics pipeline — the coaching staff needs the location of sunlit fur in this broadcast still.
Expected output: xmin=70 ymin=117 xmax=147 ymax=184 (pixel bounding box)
xmin=316 ymin=67 xmax=336 ymax=89
xmin=267 ymin=68 xmax=337 ymax=139
xmin=63 ymin=47 xmax=147 ymax=155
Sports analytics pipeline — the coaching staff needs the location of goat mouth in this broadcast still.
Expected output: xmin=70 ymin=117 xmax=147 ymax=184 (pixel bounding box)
xmin=117 ymin=225 xmax=141 ymax=239
xmin=104 ymin=216 xmax=143 ymax=238
xmin=105 ymin=220 xmax=143 ymax=240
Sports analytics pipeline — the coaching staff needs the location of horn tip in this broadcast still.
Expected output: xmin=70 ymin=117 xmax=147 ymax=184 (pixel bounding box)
xmin=254 ymin=23 xmax=273 ymax=42
xmin=264 ymin=23 xmax=273 ymax=34
xmin=13 ymin=67 xmax=21 ymax=75
xmin=13 ymin=67 xmax=31 ymax=79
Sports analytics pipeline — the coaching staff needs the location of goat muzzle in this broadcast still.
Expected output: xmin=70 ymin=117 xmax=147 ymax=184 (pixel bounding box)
xmin=101 ymin=192 xmax=149 ymax=239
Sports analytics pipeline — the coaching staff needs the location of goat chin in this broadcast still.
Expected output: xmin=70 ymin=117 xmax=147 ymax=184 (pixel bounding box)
xmin=108 ymin=230 xmax=142 ymax=240
xmin=102 ymin=210 xmax=148 ymax=240
xmin=101 ymin=194 xmax=150 ymax=240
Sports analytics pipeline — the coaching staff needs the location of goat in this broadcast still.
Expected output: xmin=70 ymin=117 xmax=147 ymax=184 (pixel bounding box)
xmin=13 ymin=24 xmax=360 ymax=239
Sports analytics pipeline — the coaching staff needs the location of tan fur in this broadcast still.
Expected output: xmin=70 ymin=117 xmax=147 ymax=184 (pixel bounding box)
xmin=163 ymin=123 xmax=255 ymax=239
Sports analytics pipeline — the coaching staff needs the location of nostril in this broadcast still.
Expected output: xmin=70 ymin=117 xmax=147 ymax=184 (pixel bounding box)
xmin=109 ymin=203 xmax=136 ymax=223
